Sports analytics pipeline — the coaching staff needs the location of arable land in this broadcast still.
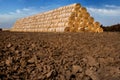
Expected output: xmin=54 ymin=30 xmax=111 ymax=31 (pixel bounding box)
xmin=0 ymin=31 xmax=120 ymax=80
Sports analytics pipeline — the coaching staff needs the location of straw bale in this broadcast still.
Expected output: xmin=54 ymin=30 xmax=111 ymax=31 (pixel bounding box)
xmin=77 ymin=13 xmax=82 ymax=17
xmin=96 ymin=27 xmax=103 ymax=32
xmin=78 ymin=27 xmax=85 ymax=32
xmin=75 ymin=17 xmax=81 ymax=21
xmin=83 ymin=12 xmax=90 ymax=18
xmin=88 ymin=17 xmax=94 ymax=23
xmin=64 ymin=27 xmax=70 ymax=32
xmin=80 ymin=7 xmax=87 ymax=13
xmin=85 ymin=23 xmax=93 ymax=32
xmin=68 ymin=26 xmax=74 ymax=32
xmin=94 ymin=21 xmax=100 ymax=28
xmin=86 ymin=22 xmax=93 ymax=26
xmin=69 ymin=16 xmax=75 ymax=20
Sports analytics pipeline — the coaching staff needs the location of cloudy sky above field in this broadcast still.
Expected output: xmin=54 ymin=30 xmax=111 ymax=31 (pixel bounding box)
xmin=0 ymin=0 xmax=120 ymax=28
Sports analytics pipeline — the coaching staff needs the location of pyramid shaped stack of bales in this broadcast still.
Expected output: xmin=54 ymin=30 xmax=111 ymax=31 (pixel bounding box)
xmin=11 ymin=3 xmax=103 ymax=32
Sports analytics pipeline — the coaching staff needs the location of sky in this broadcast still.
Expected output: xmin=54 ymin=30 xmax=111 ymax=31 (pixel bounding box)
xmin=0 ymin=0 xmax=120 ymax=28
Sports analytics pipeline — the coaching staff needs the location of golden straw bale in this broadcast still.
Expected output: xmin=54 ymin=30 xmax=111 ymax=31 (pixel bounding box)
xmin=55 ymin=27 xmax=59 ymax=32
xmin=99 ymin=27 xmax=103 ymax=32
xmin=69 ymin=26 xmax=77 ymax=32
xmin=94 ymin=21 xmax=101 ymax=27
xmin=80 ymin=7 xmax=87 ymax=13
xmin=85 ymin=23 xmax=93 ymax=31
xmin=78 ymin=27 xmax=85 ymax=32
xmin=77 ymin=12 xmax=82 ymax=17
xmin=69 ymin=16 xmax=75 ymax=20
xmin=96 ymin=27 xmax=103 ymax=32
xmin=64 ymin=27 xmax=70 ymax=32
xmin=76 ymin=17 xmax=81 ymax=21
xmin=83 ymin=12 xmax=90 ymax=18
xmin=88 ymin=17 xmax=94 ymax=23
xmin=86 ymin=22 xmax=93 ymax=27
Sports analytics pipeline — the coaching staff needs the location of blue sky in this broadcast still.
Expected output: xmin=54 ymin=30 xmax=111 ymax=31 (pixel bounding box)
xmin=0 ymin=0 xmax=120 ymax=28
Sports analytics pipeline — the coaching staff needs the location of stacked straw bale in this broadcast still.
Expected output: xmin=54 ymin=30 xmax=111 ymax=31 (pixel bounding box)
xmin=11 ymin=3 xmax=103 ymax=32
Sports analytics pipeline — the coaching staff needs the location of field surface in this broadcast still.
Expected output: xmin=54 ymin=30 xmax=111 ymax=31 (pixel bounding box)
xmin=0 ymin=32 xmax=120 ymax=80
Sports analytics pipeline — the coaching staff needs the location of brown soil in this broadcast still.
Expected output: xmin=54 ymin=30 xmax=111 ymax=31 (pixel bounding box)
xmin=0 ymin=32 xmax=120 ymax=80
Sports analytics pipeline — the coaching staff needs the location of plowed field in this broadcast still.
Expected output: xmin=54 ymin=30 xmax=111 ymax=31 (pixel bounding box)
xmin=0 ymin=32 xmax=120 ymax=80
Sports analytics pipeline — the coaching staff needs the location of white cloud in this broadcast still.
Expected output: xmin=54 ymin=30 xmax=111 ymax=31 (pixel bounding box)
xmin=16 ymin=9 xmax=21 ymax=13
xmin=23 ymin=8 xmax=31 ymax=11
xmin=87 ymin=7 xmax=120 ymax=16
xmin=105 ymin=5 xmax=120 ymax=9
xmin=87 ymin=5 xmax=120 ymax=26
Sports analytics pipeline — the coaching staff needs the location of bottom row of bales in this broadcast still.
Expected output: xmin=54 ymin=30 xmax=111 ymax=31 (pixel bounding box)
xmin=12 ymin=25 xmax=103 ymax=32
